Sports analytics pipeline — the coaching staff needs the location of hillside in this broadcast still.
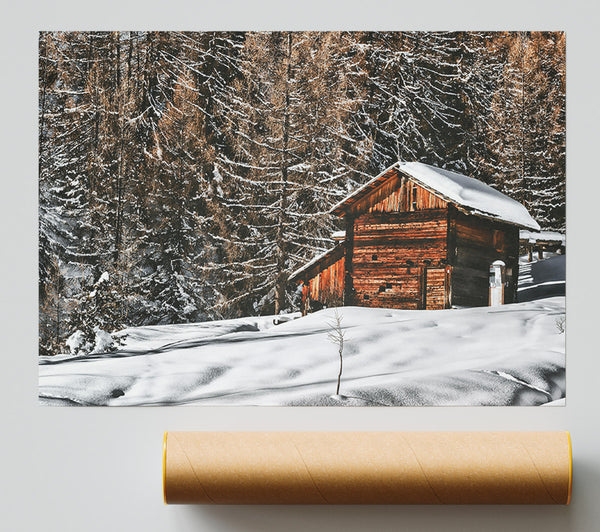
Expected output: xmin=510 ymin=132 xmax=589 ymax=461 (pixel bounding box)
xmin=39 ymin=293 xmax=565 ymax=407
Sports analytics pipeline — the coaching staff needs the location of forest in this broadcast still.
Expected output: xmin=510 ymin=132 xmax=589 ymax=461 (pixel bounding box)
xmin=39 ymin=31 xmax=566 ymax=356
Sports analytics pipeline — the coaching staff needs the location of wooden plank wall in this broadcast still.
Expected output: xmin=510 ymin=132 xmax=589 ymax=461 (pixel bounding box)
xmin=425 ymin=268 xmax=448 ymax=309
xmin=448 ymin=207 xmax=520 ymax=307
xmin=302 ymin=256 xmax=345 ymax=313
xmin=369 ymin=175 xmax=447 ymax=214
xmin=352 ymin=209 xmax=449 ymax=309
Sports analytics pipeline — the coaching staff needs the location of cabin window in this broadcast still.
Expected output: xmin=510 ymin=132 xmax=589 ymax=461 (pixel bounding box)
xmin=406 ymin=259 xmax=414 ymax=267
xmin=363 ymin=294 xmax=370 ymax=300
xmin=378 ymin=285 xmax=386 ymax=293
xmin=411 ymin=185 xmax=418 ymax=210
xmin=371 ymin=254 xmax=378 ymax=261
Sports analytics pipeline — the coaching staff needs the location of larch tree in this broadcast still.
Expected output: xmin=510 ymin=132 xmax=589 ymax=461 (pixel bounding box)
xmin=486 ymin=32 xmax=566 ymax=230
xmin=217 ymin=32 xmax=369 ymax=315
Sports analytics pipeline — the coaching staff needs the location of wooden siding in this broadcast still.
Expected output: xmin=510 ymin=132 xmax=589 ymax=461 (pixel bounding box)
xmin=448 ymin=207 xmax=520 ymax=307
xmin=425 ymin=268 xmax=449 ymax=309
xmin=331 ymin=167 xmax=401 ymax=217
xmin=351 ymin=209 xmax=449 ymax=309
xmin=343 ymin=216 xmax=355 ymax=306
xmin=290 ymin=244 xmax=345 ymax=283
xmin=301 ymin=255 xmax=345 ymax=314
xmin=334 ymin=171 xmax=448 ymax=219
xmin=369 ymin=176 xmax=447 ymax=214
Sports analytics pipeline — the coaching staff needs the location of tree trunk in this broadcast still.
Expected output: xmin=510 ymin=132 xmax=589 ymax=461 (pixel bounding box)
xmin=274 ymin=33 xmax=292 ymax=315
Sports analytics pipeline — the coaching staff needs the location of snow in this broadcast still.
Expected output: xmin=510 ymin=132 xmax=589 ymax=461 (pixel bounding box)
xmin=90 ymin=328 xmax=115 ymax=354
xmin=40 ymin=295 xmax=565 ymax=407
xmin=398 ymin=162 xmax=541 ymax=230
xmin=520 ymin=230 xmax=565 ymax=245
xmin=65 ymin=330 xmax=91 ymax=356
xmin=518 ymin=253 xmax=565 ymax=302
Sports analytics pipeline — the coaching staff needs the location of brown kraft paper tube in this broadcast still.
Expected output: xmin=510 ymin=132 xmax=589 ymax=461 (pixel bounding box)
xmin=163 ymin=431 xmax=572 ymax=505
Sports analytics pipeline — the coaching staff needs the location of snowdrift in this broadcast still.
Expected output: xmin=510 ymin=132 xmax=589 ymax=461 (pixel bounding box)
xmin=39 ymin=295 xmax=565 ymax=407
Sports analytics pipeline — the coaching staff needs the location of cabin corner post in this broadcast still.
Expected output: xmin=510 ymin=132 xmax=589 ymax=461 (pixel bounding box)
xmin=343 ymin=215 xmax=355 ymax=306
xmin=446 ymin=206 xmax=456 ymax=309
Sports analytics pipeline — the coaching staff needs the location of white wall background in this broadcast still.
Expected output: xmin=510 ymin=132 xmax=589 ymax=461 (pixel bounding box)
xmin=1 ymin=1 xmax=599 ymax=530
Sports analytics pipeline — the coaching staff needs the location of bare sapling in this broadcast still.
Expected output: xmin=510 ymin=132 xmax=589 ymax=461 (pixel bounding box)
xmin=327 ymin=308 xmax=346 ymax=395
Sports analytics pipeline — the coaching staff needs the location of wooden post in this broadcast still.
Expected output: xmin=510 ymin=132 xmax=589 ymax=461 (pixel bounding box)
xmin=420 ymin=266 xmax=427 ymax=310
xmin=301 ymin=283 xmax=309 ymax=316
xmin=445 ymin=266 xmax=452 ymax=309
xmin=537 ymin=246 xmax=543 ymax=260
xmin=511 ymin=261 xmax=519 ymax=304
xmin=343 ymin=216 xmax=355 ymax=306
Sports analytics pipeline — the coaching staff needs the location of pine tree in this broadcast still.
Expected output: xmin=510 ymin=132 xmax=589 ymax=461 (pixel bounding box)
xmin=486 ymin=32 xmax=566 ymax=230
xmin=353 ymin=32 xmax=463 ymax=173
xmin=65 ymin=271 xmax=123 ymax=354
xmin=216 ymin=32 xmax=370 ymax=315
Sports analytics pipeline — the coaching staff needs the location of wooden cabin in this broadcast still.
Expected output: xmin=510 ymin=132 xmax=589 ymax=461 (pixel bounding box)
xmin=289 ymin=162 xmax=540 ymax=314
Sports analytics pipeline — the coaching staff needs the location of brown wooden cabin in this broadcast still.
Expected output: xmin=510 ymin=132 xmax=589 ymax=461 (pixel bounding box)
xmin=289 ymin=162 xmax=540 ymax=314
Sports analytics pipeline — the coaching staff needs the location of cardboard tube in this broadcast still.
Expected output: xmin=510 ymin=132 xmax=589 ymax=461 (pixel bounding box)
xmin=163 ymin=431 xmax=572 ymax=505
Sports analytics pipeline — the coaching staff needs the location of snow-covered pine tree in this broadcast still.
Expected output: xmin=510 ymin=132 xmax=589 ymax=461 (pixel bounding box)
xmin=38 ymin=254 xmax=67 ymax=356
xmin=521 ymin=32 xmax=566 ymax=231
xmin=174 ymin=32 xmax=246 ymax=320
xmin=486 ymin=32 xmax=566 ymax=231
xmin=128 ymin=32 xmax=246 ymax=323
xmin=446 ymin=32 xmax=502 ymax=181
xmin=39 ymin=31 xmax=105 ymax=353
xmin=353 ymin=32 xmax=462 ymax=173
xmin=216 ymin=32 xmax=370 ymax=315
xmin=136 ymin=67 xmax=205 ymax=324
xmin=65 ymin=271 xmax=123 ymax=354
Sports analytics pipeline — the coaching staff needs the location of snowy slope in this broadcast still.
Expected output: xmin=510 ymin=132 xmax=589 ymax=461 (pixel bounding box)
xmin=518 ymin=253 xmax=565 ymax=302
xmin=39 ymin=297 xmax=565 ymax=407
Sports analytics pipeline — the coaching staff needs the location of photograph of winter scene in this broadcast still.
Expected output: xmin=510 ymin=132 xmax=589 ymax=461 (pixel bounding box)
xmin=39 ymin=31 xmax=566 ymax=406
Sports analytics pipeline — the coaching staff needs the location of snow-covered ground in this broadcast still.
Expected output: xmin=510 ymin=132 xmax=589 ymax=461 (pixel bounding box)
xmin=39 ymin=255 xmax=565 ymax=407
xmin=518 ymin=251 xmax=565 ymax=302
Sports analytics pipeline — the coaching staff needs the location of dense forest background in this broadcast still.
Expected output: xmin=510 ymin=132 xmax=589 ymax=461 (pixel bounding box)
xmin=39 ymin=31 xmax=565 ymax=356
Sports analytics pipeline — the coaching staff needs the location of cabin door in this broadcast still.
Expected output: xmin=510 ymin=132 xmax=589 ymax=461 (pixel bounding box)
xmin=423 ymin=267 xmax=447 ymax=310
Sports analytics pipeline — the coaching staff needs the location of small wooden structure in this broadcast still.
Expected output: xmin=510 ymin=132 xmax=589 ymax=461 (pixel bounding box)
xmin=519 ymin=230 xmax=566 ymax=262
xmin=289 ymin=162 xmax=540 ymax=314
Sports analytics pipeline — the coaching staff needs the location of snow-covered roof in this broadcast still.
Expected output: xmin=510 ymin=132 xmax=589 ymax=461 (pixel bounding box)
xmin=520 ymin=230 xmax=565 ymax=245
xmin=331 ymin=161 xmax=540 ymax=231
